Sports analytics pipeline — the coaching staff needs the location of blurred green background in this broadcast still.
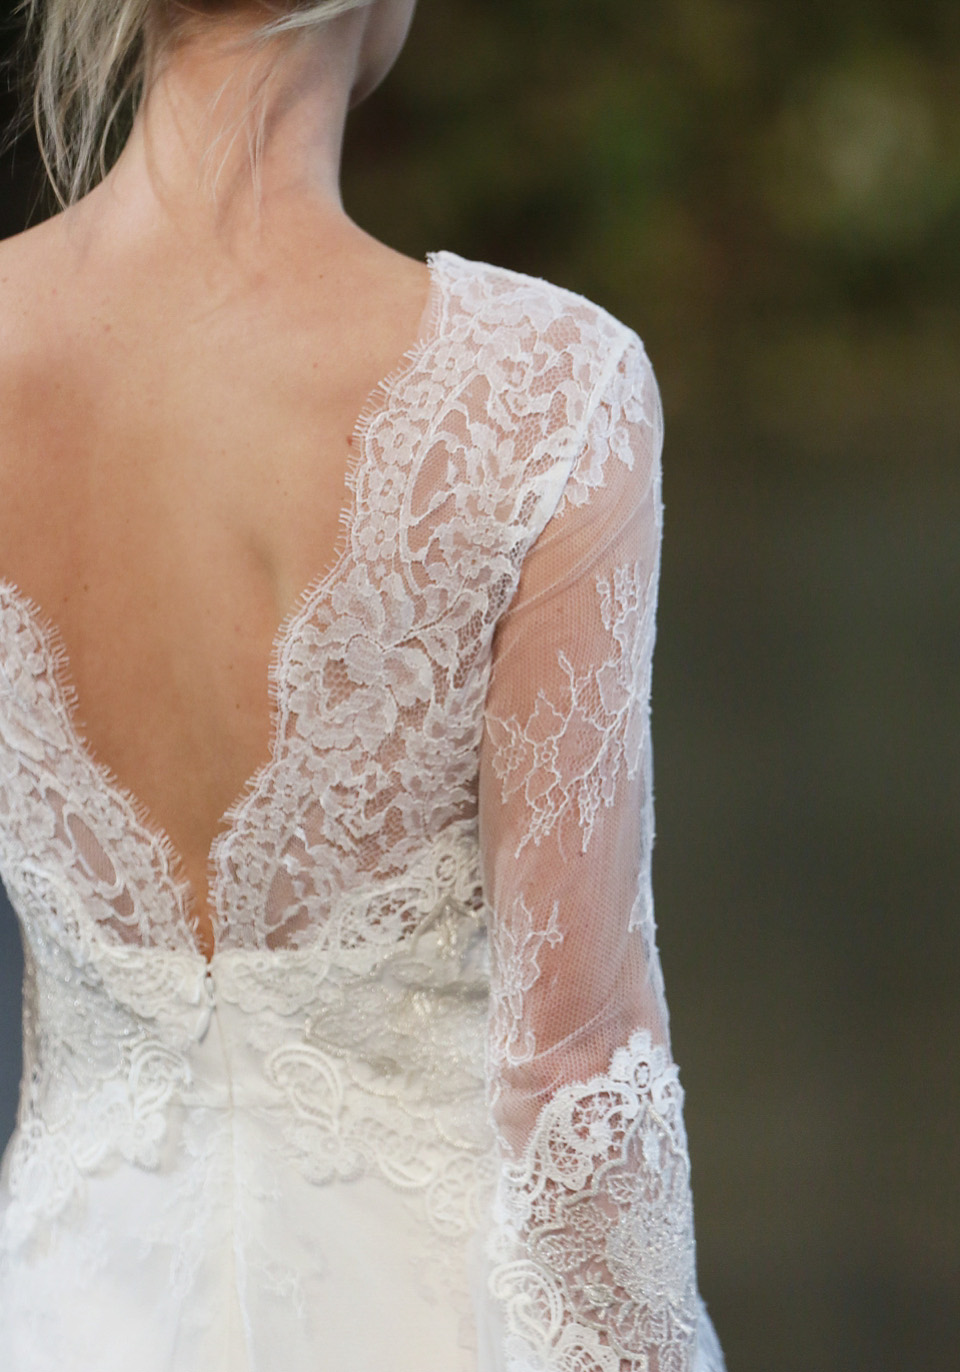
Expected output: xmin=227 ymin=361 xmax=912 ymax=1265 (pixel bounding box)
xmin=1 ymin=2 xmax=958 ymax=1368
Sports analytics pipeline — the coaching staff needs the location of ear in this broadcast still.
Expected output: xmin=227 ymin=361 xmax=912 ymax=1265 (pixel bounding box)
xmin=349 ymin=0 xmax=417 ymax=109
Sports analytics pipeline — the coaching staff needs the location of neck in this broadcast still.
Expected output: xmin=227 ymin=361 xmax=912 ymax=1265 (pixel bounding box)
xmin=73 ymin=9 xmax=365 ymax=257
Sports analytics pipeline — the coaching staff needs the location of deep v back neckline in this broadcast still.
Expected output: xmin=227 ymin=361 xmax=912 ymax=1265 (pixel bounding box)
xmin=0 ymin=249 xmax=449 ymax=966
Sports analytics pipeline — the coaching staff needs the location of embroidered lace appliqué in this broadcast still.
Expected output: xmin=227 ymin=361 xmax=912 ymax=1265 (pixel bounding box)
xmin=486 ymin=1029 xmax=699 ymax=1372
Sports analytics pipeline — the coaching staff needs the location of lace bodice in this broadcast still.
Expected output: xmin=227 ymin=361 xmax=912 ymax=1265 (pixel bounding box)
xmin=0 ymin=250 xmax=724 ymax=1372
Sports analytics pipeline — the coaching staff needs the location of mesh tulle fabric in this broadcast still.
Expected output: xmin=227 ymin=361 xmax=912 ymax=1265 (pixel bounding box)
xmin=0 ymin=250 xmax=723 ymax=1371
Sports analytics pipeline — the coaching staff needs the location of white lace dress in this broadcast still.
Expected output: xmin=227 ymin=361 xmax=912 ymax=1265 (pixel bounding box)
xmin=0 ymin=250 xmax=724 ymax=1372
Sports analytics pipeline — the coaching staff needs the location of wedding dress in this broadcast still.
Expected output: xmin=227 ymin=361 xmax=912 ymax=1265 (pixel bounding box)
xmin=0 ymin=249 xmax=724 ymax=1372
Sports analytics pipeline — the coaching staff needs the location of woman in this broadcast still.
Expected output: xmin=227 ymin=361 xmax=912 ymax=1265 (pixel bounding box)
xmin=0 ymin=1 xmax=725 ymax=1368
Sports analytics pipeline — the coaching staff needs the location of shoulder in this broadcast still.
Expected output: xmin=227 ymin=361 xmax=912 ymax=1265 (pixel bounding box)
xmin=435 ymin=250 xmax=661 ymax=452
xmin=0 ymin=218 xmax=68 ymax=391
xmin=434 ymin=250 xmax=647 ymax=389
xmin=0 ymin=216 xmax=89 ymax=493
xmin=0 ymin=213 xmax=65 ymax=307
xmin=433 ymin=252 xmax=662 ymax=532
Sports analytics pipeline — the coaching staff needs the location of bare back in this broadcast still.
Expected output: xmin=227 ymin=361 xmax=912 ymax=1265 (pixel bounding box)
xmin=0 ymin=210 xmax=432 ymax=959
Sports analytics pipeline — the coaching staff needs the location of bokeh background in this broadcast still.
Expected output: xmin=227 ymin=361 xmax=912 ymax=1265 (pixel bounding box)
xmin=1 ymin=1 xmax=958 ymax=1368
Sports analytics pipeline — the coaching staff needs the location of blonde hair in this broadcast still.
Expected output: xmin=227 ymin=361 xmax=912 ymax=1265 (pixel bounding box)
xmin=8 ymin=0 xmax=373 ymax=209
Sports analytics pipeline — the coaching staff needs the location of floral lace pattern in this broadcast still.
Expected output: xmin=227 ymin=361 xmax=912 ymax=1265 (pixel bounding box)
xmin=0 ymin=251 xmax=722 ymax=1371
xmin=486 ymin=1029 xmax=699 ymax=1372
xmin=484 ymin=557 xmax=658 ymax=865
xmin=488 ymin=894 xmax=564 ymax=1077
xmin=0 ymin=860 xmax=203 ymax=1257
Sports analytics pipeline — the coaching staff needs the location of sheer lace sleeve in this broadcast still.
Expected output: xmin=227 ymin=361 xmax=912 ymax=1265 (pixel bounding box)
xmin=476 ymin=331 xmax=724 ymax=1372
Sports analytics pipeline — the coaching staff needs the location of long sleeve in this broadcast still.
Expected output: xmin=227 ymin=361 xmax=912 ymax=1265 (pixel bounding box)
xmin=476 ymin=331 xmax=724 ymax=1372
